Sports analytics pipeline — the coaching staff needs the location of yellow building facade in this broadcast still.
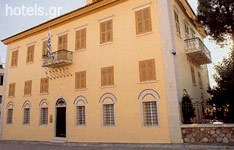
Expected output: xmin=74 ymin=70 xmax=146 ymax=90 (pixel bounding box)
xmin=0 ymin=0 xmax=211 ymax=143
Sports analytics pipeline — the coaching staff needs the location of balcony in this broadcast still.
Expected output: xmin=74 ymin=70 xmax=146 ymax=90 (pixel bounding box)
xmin=42 ymin=50 xmax=73 ymax=68
xmin=184 ymin=37 xmax=212 ymax=65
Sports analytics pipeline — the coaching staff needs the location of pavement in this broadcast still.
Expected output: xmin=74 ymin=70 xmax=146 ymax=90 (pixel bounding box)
xmin=0 ymin=141 xmax=234 ymax=150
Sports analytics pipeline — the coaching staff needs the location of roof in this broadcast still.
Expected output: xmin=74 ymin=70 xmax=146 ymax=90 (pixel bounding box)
xmin=1 ymin=0 xmax=205 ymax=45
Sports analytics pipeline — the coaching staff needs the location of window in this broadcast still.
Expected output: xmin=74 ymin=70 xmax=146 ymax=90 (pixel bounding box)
xmin=40 ymin=78 xmax=49 ymax=93
xmin=75 ymin=28 xmax=86 ymax=50
xmin=0 ymin=96 xmax=2 ymax=104
xmin=7 ymin=109 xmax=13 ymax=124
xmin=75 ymin=71 xmax=86 ymax=89
xmin=11 ymin=50 xmax=18 ymax=67
xmin=42 ymin=40 xmax=48 ymax=58
xmin=190 ymin=66 xmax=196 ymax=85
xmin=191 ymin=29 xmax=196 ymax=39
xmin=26 ymin=45 xmax=34 ymax=63
xmin=24 ymin=80 xmax=32 ymax=95
xmin=135 ymin=7 xmax=152 ymax=35
xmin=23 ymin=108 xmax=30 ymax=124
xmin=139 ymin=59 xmax=156 ymax=82
xmin=100 ymin=20 xmax=113 ymax=44
xmin=138 ymin=89 xmax=159 ymax=126
xmin=143 ymin=101 xmax=158 ymax=126
xmin=174 ymin=10 xmax=180 ymax=35
xmin=103 ymin=104 xmax=115 ymax=126
xmin=74 ymin=96 xmax=87 ymax=126
xmin=184 ymin=22 xmax=190 ymax=39
xmin=100 ymin=93 xmax=116 ymax=126
xmin=58 ymin=34 xmax=68 ymax=50
xmin=0 ymin=75 xmax=4 ymax=85
xmin=6 ymin=102 xmax=14 ymax=124
xmin=8 ymin=83 xmax=15 ymax=97
xmin=198 ymin=71 xmax=202 ymax=88
xmin=101 ymin=66 xmax=114 ymax=86
xmin=39 ymin=99 xmax=49 ymax=125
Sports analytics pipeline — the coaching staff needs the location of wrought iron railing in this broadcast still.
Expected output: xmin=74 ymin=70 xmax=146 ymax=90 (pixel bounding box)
xmin=181 ymin=101 xmax=233 ymax=124
xmin=184 ymin=37 xmax=212 ymax=62
xmin=42 ymin=50 xmax=73 ymax=68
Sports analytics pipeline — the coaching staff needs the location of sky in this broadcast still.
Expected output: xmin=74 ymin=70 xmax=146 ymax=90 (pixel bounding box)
xmin=0 ymin=0 xmax=231 ymax=87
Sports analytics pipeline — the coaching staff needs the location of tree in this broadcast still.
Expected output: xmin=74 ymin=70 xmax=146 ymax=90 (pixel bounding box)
xmin=207 ymin=52 xmax=234 ymax=122
xmin=197 ymin=0 xmax=234 ymax=46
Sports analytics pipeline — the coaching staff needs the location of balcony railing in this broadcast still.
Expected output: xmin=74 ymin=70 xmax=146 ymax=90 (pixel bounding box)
xmin=42 ymin=50 xmax=73 ymax=68
xmin=185 ymin=37 xmax=212 ymax=65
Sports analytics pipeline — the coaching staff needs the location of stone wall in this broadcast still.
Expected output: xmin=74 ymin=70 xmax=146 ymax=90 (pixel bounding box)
xmin=181 ymin=124 xmax=234 ymax=144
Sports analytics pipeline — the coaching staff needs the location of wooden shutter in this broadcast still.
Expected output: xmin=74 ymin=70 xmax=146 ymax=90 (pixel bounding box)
xmin=101 ymin=67 xmax=113 ymax=86
xmin=75 ymin=71 xmax=86 ymax=89
xmin=58 ymin=36 xmax=63 ymax=50
xmin=106 ymin=20 xmax=113 ymax=42
xmin=190 ymin=66 xmax=196 ymax=85
xmin=58 ymin=34 xmax=68 ymax=50
xmin=75 ymin=28 xmax=86 ymax=50
xmin=143 ymin=7 xmax=152 ymax=32
xmin=24 ymin=80 xmax=32 ymax=95
xmin=11 ymin=50 xmax=18 ymax=66
xmin=42 ymin=41 xmax=47 ymax=58
xmin=27 ymin=45 xmax=34 ymax=63
xmin=63 ymin=34 xmax=68 ymax=50
xmin=139 ymin=59 xmax=156 ymax=82
xmin=40 ymin=78 xmax=49 ymax=93
xmin=135 ymin=10 xmax=143 ymax=34
xmin=100 ymin=22 xmax=106 ymax=43
xmin=147 ymin=59 xmax=156 ymax=80
xmin=9 ymin=83 xmax=15 ymax=97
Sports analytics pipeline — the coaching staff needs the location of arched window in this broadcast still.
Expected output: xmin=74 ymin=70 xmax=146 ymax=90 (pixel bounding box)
xmin=22 ymin=101 xmax=31 ymax=125
xmin=74 ymin=96 xmax=87 ymax=126
xmin=138 ymin=89 xmax=159 ymax=126
xmin=99 ymin=93 xmax=117 ymax=126
xmin=6 ymin=101 xmax=14 ymax=124
xmin=39 ymin=99 xmax=49 ymax=125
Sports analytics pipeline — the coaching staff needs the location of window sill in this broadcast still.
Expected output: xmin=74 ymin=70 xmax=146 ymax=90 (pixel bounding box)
xmin=138 ymin=80 xmax=158 ymax=84
xmin=136 ymin=31 xmax=153 ymax=37
xmin=23 ymin=123 xmax=30 ymax=125
xmin=102 ymin=125 xmax=115 ymax=128
xmin=74 ymin=48 xmax=87 ymax=53
xmin=40 ymin=92 xmax=49 ymax=95
xmin=26 ymin=62 xmax=34 ymax=65
xmin=75 ymin=124 xmax=86 ymax=127
xmin=23 ymin=94 xmax=32 ymax=97
xmin=8 ymin=96 xmax=15 ymax=98
xmin=100 ymin=85 xmax=116 ymax=89
xmin=39 ymin=124 xmax=48 ymax=126
xmin=143 ymin=124 xmax=159 ymax=128
xmin=75 ymin=88 xmax=87 ymax=92
xmin=100 ymin=41 xmax=113 ymax=46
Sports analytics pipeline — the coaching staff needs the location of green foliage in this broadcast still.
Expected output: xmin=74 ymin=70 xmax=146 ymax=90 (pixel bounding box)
xmin=197 ymin=0 xmax=234 ymax=45
xmin=207 ymin=51 xmax=234 ymax=122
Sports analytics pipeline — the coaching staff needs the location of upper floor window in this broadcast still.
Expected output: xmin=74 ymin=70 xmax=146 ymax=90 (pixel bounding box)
xmin=100 ymin=19 xmax=113 ymax=44
xmin=174 ymin=10 xmax=181 ymax=35
xmin=139 ymin=59 xmax=156 ymax=82
xmin=58 ymin=34 xmax=68 ymax=50
xmin=190 ymin=66 xmax=196 ymax=86
xmin=40 ymin=78 xmax=49 ymax=93
xmin=8 ymin=83 xmax=15 ymax=97
xmin=198 ymin=71 xmax=202 ymax=88
xmin=75 ymin=71 xmax=86 ymax=89
xmin=184 ymin=22 xmax=190 ymax=39
xmin=42 ymin=40 xmax=48 ymax=58
xmin=0 ymin=75 xmax=4 ymax=86
xmin=135 ymin=7 xmax=152 ymax=35
xmin=11 ymin=50 xmax=18 ymax=67
xmin=75 ymin=28 xmax=86 ymax=50
xmin=6 ymin=102 xmax=14 ymax=124
xmin=101 ymin=66 xmax=114 ymax=86
xmin=26 ymin=45 xmax=35 ymax=63
xmin=24 ymin=80 xmax=32 ymax=95
xmin=191 ymin=29 xmax=196 ymax=39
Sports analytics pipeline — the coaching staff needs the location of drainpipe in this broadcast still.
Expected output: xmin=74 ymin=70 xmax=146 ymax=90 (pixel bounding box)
xmin=157 ymin=0 xmax=183 ymax=143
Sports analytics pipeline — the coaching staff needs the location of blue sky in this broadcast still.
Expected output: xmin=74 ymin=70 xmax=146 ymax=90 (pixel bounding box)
xmin=0 ymin=0 xmax=231 ymax=87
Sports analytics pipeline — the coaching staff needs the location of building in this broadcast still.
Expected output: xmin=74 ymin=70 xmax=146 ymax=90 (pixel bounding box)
xmin=0 ymin=64 xmax=4 ymax=135
xmin=0 ymin=0 xmax=211 ymax=143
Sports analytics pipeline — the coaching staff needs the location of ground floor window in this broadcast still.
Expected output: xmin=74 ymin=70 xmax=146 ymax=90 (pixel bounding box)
xmin=143 ymin=101 xmax=158 ymax=126
xmin=103 ymin=104 xmax=115 ymax=126
xmin=77 ymin=106 xmax=85 ymax=125
xmin=40 ymin=108 xmax=48 ymax=125
xmin=7 ymin=109 xmax=13 ymax=124
xmin=23 ymin=108 xmax=30 ymax=124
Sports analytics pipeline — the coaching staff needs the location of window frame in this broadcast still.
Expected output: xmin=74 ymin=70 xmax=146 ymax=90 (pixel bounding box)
xmin=75 ymin=71 xmax=86 ymax=90
xmin=58 ymin=34 xmax=68 ymax=50
xmin=190 ymin=66 xmax=196 ymax=86
xmin=42 ymin=40 xmax=48 ymax=59
xmin=22 ymin=101 xmax=31 ymax=125
xmin=100 ymin=19 xmax=113 ymax=44
xmin=11 ymin=50 xmax=19 ymax=67
xmin=26 ymin=45 xmax=35 ymax=63
xmin=8 ymin=83 xmax=16 ymax=97
xmin=40 ymin=78 xmax=49 ymax=94
xmin=74 ymin=96 xmax=87 ymax=126
xmin=75 ymin=28 xmax=87 ymax=51
xmin=135 ymin=6 xmax=152 ymax=35
xmin=39 ymin=99 xmax=49 ymax=126
xmin=24 ymin=80 xmax=32 ymax=96
xmin=174 ymin=10 xmax=181 ymax=35
xmin=139 ymin=59 xmax=156 ymax=82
